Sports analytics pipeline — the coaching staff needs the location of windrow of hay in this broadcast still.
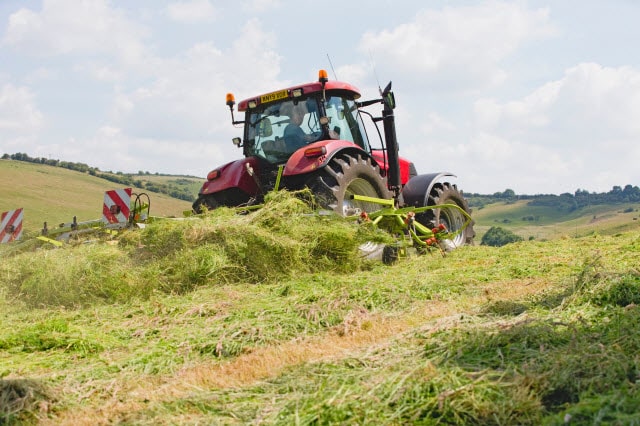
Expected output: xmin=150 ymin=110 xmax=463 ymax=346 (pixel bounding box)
xmin=0 ymin=191 xmax=391 ymax=308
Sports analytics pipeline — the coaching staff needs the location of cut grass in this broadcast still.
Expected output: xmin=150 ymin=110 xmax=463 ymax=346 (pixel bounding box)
xmin=1 ymin=192 xmax=640 ymax=424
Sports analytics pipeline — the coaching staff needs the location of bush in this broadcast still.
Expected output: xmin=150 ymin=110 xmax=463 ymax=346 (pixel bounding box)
xmin=481 ymin=226 xmax=524 ymax=247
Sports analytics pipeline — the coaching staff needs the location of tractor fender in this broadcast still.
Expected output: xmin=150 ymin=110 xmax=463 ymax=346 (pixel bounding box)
xmin=198 ymin=157 xmax=261 ymax=196
xmin=283 ymin=140 xmax=371 ymax=176
xmin=400 ymin=172 xmax=456 ymax=207
xmin=370 ymin=149 xmax=415 ymax=185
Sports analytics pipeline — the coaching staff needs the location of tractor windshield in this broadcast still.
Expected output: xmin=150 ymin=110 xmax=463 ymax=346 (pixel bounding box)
xmin=245 ymin=97 xmax=322 ymax=162
xmin=324 ymin=95 xmax=370 ymax=151
xmin=245 ymin=95 xmax=370 ymax=163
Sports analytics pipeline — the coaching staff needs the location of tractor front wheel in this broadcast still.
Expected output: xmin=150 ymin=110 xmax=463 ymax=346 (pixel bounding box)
xmin=192 ymin=194 xmax=220 ymax=214
xmin=307 ymin=153 xmax=392 ymax=216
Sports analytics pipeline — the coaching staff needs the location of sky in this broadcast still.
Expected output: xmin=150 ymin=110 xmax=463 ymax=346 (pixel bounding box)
xmin=1 ymin=0 xmax=639 ymax=195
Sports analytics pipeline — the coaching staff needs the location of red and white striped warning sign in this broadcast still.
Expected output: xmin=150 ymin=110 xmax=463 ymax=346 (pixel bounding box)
xmin=0 ymin=208 xmax=23 ymax=243
xmin=102 ymin=188 xmax=131 ymax=225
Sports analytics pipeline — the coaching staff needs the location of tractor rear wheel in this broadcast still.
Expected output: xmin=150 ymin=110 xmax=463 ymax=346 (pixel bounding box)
xmin=418 ymin=182 xmax=475 ymax=247
xmin=307 ymin=153 xmax=391 ymax=216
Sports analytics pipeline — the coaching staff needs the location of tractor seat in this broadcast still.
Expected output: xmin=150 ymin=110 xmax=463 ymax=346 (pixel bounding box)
xmin=262 ymin=138 xmax=287 ymax=157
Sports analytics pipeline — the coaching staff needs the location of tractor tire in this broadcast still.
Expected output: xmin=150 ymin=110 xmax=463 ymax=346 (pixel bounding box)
xmin=418 ymin=182 xmax=475 ymax=247
xmin=307 ymin=153 xmax=392 ymax=216
xmin=192 ymin=194 xmax=220 ymax=214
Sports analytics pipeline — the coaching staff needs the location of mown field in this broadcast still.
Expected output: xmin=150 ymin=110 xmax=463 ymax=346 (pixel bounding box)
xmin=2 ymin=191 xmax=640 ymax=425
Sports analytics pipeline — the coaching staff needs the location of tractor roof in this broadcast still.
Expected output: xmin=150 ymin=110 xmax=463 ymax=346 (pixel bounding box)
xmin=237 ymin=80 xmax=361 ymax=111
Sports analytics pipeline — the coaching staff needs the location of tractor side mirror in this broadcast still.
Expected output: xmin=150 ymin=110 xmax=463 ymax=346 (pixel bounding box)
xmin=381 ymin=81 xmax=395 ymax=110
xmin=232 ymin=137 xmax=242 ymax=146
xmin=385 ymin=91 xmax=395 ymax=109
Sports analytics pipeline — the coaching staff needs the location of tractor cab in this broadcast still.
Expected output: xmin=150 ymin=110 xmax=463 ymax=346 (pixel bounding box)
xmin=227 ymin=72 xmax=372 ymax=164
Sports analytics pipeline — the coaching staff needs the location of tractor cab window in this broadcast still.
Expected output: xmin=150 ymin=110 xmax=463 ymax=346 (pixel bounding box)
xmin=324 ymin=96 xmax=370 ymax=152
xmin=246 ymin=98 xmax=323 ymax=163
xmin=245 ymin=94 xmax=370 ymax=163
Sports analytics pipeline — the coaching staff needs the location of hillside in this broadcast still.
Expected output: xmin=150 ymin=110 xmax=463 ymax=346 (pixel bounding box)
xmin=2 ymin=154 xmax=205 ymax=202
xmin=471 ymin=199 xmax=640 ymax=241
xmin=0 ymin=160 xmax=193 ymax=234
xmin=2 ymin=192 xmax=640 ymax=424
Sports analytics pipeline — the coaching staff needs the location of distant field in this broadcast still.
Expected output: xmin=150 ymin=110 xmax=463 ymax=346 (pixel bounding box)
xmin=472 ymin=199 xmax=640 ymax=240
xmin=0 ymin=160 xmax=192 ymax=235
xmin=132 ymin=174 xmax=204 ymax=196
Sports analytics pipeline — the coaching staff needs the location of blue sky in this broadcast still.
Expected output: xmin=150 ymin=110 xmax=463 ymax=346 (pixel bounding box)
xmin=1 ymin=0 xmax=639 ymax=194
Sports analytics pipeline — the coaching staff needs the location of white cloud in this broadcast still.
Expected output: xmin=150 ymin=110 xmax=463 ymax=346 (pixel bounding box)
xmin=2 ymin=0 xmax=149 ymax=65
xmin=68 ymin=126 xmax=229 ymax=176
xmin=359 ymin=1 xmax=556 ymax=92
xmin=465 ymin=62 xmax=640 ymax=193
xmin=475 ymin=63 xmax=640 ymax=144
xmin=76 ymin=63 xmax=125 ymax=83
xmin=240 ymin=0 xmax=282 ymax=13
xmin=0 ymin=84 xmax=43 ymax=132
xmin=474 ymin=80 xmax=562 ymax=132
xmin=1 ymin=5 xmax=284 ymax=177
xmin=0 ymin=83 xmax=43 ymax=156
xmin=111 ymin=18 xmax=283 ymax=140
xmin=166 ymin=0 xmax=216 ymax=23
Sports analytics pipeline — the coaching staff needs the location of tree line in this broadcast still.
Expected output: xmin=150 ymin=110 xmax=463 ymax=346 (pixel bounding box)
xmin=2 ymin=153 xmax=198 ymax=202
xmin=468 ymin=185 xmax=640 ymax=212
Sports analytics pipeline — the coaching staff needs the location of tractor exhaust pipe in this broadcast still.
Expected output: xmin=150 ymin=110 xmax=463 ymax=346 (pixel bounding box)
xmin=381 ymin=82 xmax=401 ymax=198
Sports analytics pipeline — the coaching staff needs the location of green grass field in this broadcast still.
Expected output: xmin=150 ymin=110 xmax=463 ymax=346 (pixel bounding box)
xmin=0 ymin=160 xmax=193 ymax=236
xmin=472 ymin=199 xmax=640 ymax=241
xmin=2 ymin=191 xmax=640 ymax=424
xmin=129 ymin=173 xmax=205 ymax=197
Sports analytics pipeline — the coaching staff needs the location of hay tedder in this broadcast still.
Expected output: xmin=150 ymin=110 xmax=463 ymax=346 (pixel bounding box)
xmin=1 ymin=189 xmax=152 ymax=250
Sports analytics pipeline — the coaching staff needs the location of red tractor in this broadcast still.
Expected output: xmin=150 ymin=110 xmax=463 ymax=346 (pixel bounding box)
xmin=194 ymin=70 xmax=475 ymax=247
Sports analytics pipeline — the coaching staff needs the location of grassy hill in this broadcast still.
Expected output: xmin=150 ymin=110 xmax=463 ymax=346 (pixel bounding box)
xmin=0 ymin=160 xmax=193 ymax=235
xmin=2 ymin=192 xmax=640 ymax=424
xmin=126 ymin=173 xmax=204 ymax=198
xmin=471 ymin=199 xmax=640 ymax=241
